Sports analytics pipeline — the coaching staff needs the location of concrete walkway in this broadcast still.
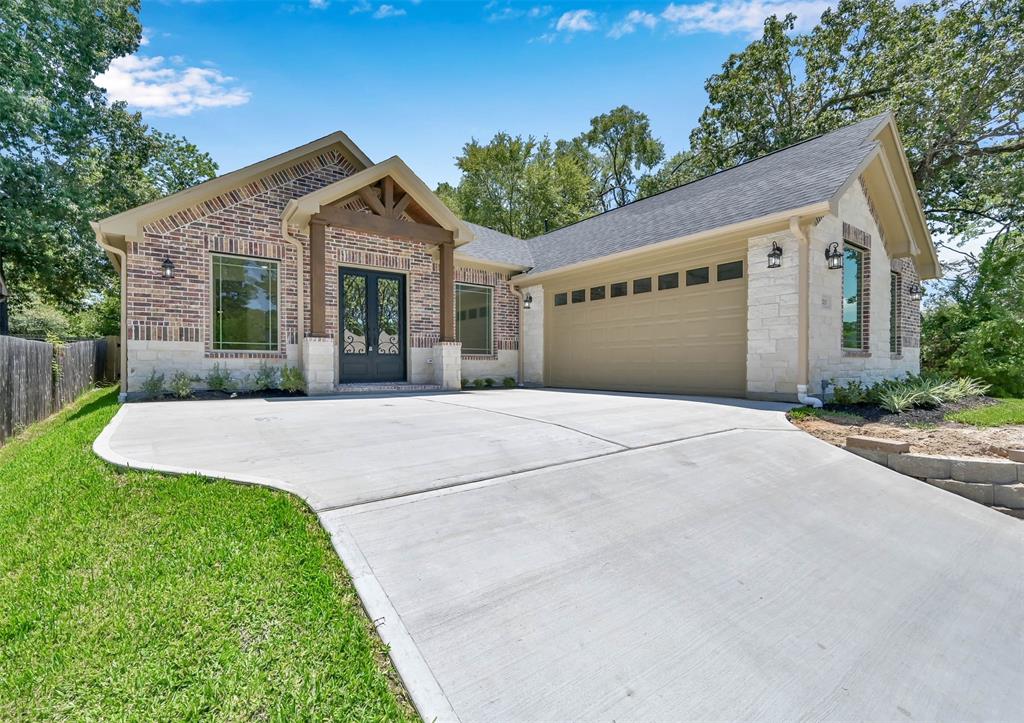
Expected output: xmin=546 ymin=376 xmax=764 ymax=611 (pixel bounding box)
xmin=95 ymin=389 xmax=1024 ymax=721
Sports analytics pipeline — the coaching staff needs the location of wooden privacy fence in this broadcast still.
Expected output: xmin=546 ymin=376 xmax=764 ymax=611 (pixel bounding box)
xmin=0 ymin=336 xmax=111 ymax=446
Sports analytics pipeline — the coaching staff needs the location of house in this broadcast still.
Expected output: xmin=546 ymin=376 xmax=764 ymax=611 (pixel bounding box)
xmin=92 ymin=112 xmax=940 ymax=402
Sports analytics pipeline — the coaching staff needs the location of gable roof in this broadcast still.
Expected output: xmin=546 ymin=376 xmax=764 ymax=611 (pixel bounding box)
xmin=462 ymin=113 xmax=938 ymax=281
xmin=283 ymin=156 xmax=474 ymax=243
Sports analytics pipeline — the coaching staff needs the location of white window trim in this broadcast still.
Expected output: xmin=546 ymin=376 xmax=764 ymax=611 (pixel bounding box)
xmin=455 ymin=282 xmax=494 ymax=356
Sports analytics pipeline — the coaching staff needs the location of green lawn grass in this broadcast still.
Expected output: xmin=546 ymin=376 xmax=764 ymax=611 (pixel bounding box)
xmin=0 ymin=387 xmax=414 ymax=721
xmin=787 ymin=406 xmax=865 ymax=424
xmin=946 ymin=398 xmax=1024 ymax=427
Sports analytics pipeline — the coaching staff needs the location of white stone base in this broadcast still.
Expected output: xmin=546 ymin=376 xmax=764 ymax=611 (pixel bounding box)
xmin=461 ymin=350 xmax=518 ymax=385
xmin=432 ymin=341 xmax=462 ymax=390
xmin=302 ymin=336 xmax=336 ymax=395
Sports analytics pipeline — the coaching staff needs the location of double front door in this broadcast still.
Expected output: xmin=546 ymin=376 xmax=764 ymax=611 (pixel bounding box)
xmin=340 ymin=268 xmax=406 ymax=382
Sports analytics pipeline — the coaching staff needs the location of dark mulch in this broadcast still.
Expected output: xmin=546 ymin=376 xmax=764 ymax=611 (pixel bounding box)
xmin=141 ymin=389 xmax=306 ymax=403
xmin=822 ymin=395 xmax=999 ymax=426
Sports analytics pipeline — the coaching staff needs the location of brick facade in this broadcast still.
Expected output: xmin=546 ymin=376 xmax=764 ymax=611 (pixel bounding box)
xmin=123 ymin=150 xmax=522 ymax=392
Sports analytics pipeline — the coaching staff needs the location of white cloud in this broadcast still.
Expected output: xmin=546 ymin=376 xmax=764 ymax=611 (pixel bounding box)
xmin=661 ymin=0 xmax=831 ymax=36
xmin=528 ymin=5 xmax=552 ymax=17
xmin=309 ymin=0 xmax=329 ymax=8
xmin=350 ymin=0 xmax=372 ymax=13
xmin=97 ymin=55 xmax=251 ymax=117
xmin=373 ymin=4 xmax=406 ymax=18
xmin=608 ymin=9 xmax=658 ymax=38
xmin=555 ymin=9 xmax=596 ymax=32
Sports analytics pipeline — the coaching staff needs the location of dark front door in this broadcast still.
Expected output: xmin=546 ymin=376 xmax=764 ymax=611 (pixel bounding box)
xmin=339 ymin=268 xmax=406 ymax=382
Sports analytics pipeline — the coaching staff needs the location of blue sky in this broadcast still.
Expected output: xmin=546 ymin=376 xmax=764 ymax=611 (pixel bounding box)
xmin=100 ymin=0 xmax=835 ymax=187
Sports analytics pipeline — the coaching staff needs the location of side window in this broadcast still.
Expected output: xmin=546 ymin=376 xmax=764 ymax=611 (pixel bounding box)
xmin=685 ymin=267 xmax=710 ymax=286
xmin=212 ymin=254 xmax=279 ymax=351
xmin=610 ymin=282 xmax=628 ymax=298
xmin=456 ymin=283 xmax=493 ymax=355
xmin=890 ymin=271 xmax=901 ymax=354
xmin=843 ymin=244 xmax=865 ymax=349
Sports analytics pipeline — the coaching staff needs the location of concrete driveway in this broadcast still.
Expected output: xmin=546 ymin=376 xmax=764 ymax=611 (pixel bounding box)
xmin=95 ymin=389 xmax=1024 ymax=721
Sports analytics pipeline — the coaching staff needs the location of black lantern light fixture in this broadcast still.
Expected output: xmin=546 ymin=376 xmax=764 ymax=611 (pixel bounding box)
xmin=523 ymin=293 xmax=533 ymax=310
xmin=767 ymin=241 xmax=783 ymax=269
xmin=907 ymin=282 xmax=923 ymax=301
xmin=825 ymin=242 xmax=844 ymax=270
xmin=161 ymin=256 xmax=175 ymax=279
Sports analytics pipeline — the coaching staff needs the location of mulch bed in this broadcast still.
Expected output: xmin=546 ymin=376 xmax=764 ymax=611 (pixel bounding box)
xmin=141 ymin=389 xmax=306 ymax=402
xmin=821 ymin=395 xmax=998 ymax=426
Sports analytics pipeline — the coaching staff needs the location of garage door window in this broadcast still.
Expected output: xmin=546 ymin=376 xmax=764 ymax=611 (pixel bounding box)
xmin=658 ymin=272 xmax=679 ymax=290
xmin=633 ymin=277 xmax=652 ymax=294
xmin=590 ymin=286 xmax=606 ymax=300
xmin=717 ymin=261 xmax=743 ymax=281
xmin=686 ymin=267 xmax=710 ymax=286
xmin=554 ymin=292 xmax=568 ymax=306
xmin=572 ymin=289 xmax=586 ymax=303
xmin=456 ymin=283 xmax=492 ymax=354
xmin=610 ymin=282 xmax=628 ymax=298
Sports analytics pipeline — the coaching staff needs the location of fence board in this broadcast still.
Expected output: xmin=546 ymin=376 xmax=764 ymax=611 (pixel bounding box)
xmin=0 ymin=337 xmax=109 ymax=446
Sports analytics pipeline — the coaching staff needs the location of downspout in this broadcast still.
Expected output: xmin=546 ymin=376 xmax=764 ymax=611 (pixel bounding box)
xmin=91 ymin=223 xmax=129 ymax=402
xmin=789 ymin=216 xmax=823 ymax=408
xmin=510 ymin=285 xmax=525 ymax=386
xmin=280 ymin=202 xmax=305 ymax=368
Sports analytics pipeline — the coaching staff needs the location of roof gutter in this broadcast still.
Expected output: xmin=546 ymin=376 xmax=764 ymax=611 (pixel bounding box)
xmin=91 ymin=222 xmax=129 ymax=401
xmin=511 ymin=201 xmax=831 ymax=285
xmin=280 ymin=200 xmax=306 ymax=369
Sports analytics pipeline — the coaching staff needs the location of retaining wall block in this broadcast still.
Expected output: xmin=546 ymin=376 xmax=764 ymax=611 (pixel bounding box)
xmin=925 ymin=478 xmax=994 ymax=506
xmin=950 ymin=458 xmax=1020 ymax=485
xmin=993 ymin=483 xmax=1024 ymax=510
xmin=890 ymin=453 xmax=952 ymax=480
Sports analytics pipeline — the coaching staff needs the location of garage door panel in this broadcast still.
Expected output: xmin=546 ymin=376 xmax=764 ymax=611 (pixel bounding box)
xmin=546 ymin=243 xmax=747 ymax=397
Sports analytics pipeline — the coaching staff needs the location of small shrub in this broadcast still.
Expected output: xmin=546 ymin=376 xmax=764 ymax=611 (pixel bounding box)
xmin=140 ymin=370 xmax=165 ymax=399
xmin=461 ymin=378 xmax=470 ymax=389
xmin=252 ymin=362 xmax=279 ymax=391
xmin=502 ymin=377 xmax=517 ymax=389
xmin=169 ymin=371 xmax=193 ymax=399
xmin=876 ymin=386 xmax=925 ymax=414
xmin=280 ymin=365 xmax=305 ymax=393
xmin=831 ymin=379 xmax=871 ymax=405
xmin=205 ymin=364 xmax=235 ymax=392
xmin=483 ymin=378 xmax=495 ymax=388
xmin=472 ymin=378 xmax=486 ymax=389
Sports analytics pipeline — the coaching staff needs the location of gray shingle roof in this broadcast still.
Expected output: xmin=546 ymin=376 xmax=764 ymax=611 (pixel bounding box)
xmin=457 ymin=222 xmax=535 ymax=267
xmin=457 ymin=114 xmax=888 ymax=275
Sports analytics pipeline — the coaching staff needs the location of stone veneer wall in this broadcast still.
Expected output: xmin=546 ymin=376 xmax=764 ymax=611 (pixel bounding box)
xmin=520 ymin=284 xmax=544 ymax=385
xmin=124 ymin=146 xmax=523 ymax=391
xmin=745 ymin=178 xmax=922 ymax=400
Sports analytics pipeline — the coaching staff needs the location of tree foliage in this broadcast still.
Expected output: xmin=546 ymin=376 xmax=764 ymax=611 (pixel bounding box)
xmin=0 ymin=0 xmax=217 ymax=313
xmin=574 ymin=105 xmax=664 ymax=210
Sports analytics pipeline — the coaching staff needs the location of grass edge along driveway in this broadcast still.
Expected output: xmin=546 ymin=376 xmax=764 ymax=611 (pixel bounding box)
xmin=0 ymin=387 xmax=415 ymax=721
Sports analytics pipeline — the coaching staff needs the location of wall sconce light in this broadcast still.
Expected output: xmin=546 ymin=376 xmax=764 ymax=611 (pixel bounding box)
xmin=825 ymin=242 xmax=844 ymax=270
xmin=523 ymin=293 xmax=533 ymax=310
xmin=161 ymin=256 xmax=175 ymax=279
xmin=767 ymin=241 xmax=783 ymax=269
xmin=907 ymin=282 xmax=923 ymax=301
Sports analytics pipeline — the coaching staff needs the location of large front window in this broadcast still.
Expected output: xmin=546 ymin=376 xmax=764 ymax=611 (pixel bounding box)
xmin=212 ymin=254 xmax=279 ymax=351
xmin=456 ymin=283 xmax=492 ymax=355
xmin=842 ymin=244 xmax=864 ymax=349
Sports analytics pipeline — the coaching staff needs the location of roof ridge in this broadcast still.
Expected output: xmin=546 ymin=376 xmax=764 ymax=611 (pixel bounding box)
xmin=526 ymin=113 xmax=888 ymax=242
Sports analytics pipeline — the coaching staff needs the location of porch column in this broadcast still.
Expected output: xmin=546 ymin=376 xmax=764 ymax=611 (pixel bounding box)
xmin=309 ymin=219 xmax=326 ymax=337
xmin=439 ymin=240 xmax=455 ymax=342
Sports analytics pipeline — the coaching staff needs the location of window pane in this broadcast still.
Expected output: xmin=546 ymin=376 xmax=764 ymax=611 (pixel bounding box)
xmin=377 ymin=277 xmax=401 ymax=355
xmin=890 ymin=272 xmax=900 ymax=353
xmin=571 ymin=289 xmax=586 ymax=303
xmin=686 ymin=267 xmax=709 ymax=286
xmin=633 ymin=277 xmax=652 ymax=294
xmin=554 ymin=292 xmax=568 ymax=306
xmin=843 ymin=245 xmax=863 ymax=348
xmin=342 ymin=273 xmax=367 ymax=354
xmin=610 ymin=282 xmax=628 ymax=298
xmin=717 ymin=260 xmax=744 ymax=281
xmin=456 ymin=284 xmax=492 ymax=354
xmin=590 ymin=286 xmax=605 ymax=301
xmin=213 ymin=255 xmax=278 ymax=351
xmin=658 ymin=272 xmax=679 ymax=290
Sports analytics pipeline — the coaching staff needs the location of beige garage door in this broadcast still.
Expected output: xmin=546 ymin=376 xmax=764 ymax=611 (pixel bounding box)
xmin=545 ymin=240 xmax=747 ymax=397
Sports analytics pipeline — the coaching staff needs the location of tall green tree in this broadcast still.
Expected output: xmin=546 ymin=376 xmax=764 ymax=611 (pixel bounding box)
xmin=0 ymin=0 xmax=217 ymax=318
xmin=438 ymin=133 xmax=594 ymax=238
xmin=575 ymin=105 xmax=665 ymax=210
xmin=676 ymin=0 xmax=1024 ymax=267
